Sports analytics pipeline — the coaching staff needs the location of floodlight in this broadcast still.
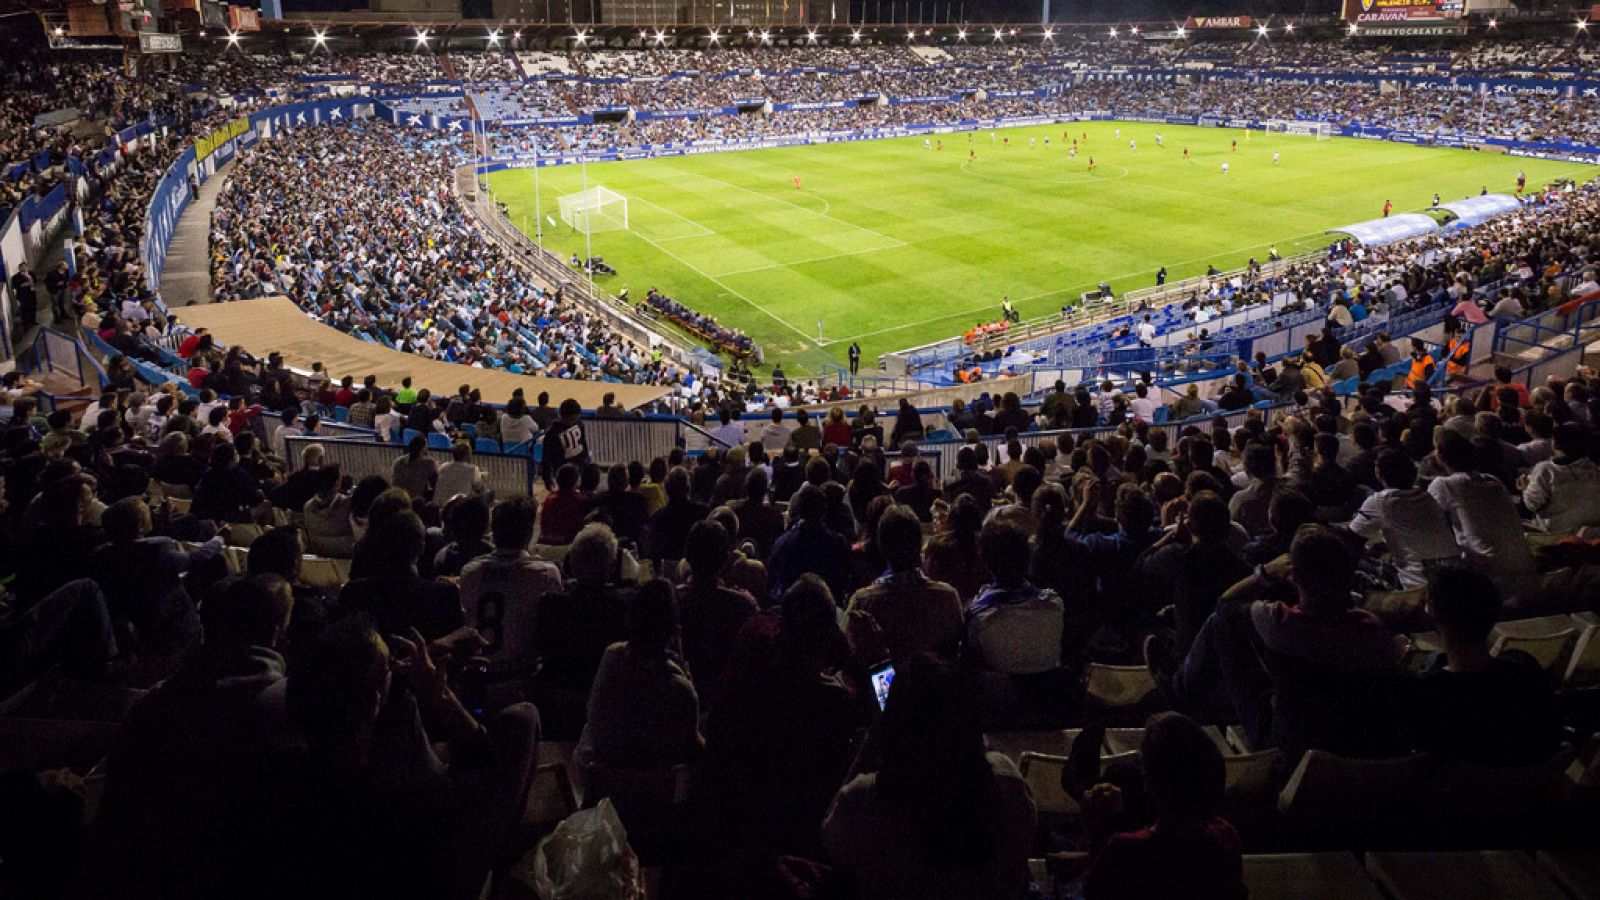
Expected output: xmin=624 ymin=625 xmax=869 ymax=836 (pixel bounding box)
xmin=1285 ymin=23 xmax=1294 ymax=33
xmin=1108 ymin=27 xmax=1118 ymax=37
xmin=850 ymin=30 xmax=861 ymax=42
xmin=1258 ymin=24 xmax=1268 ymax=36
xmin=53 ymin=25 xmax=64 ymax=36
xmin=1131 ymin=25 xmax=1139 ymax=34
xmin=487 ymin=29 xmax=501 ymax=45
xmin=957 ymin=29 xmax=966 ymax=40
xmin=227 ymin=30 xmax=240 ymax=44
xmin=709 ymin=29 xmax=720 ymax=43
xmin=415 ymin=29 xmax=429 ymax=46
xmin=313 ymin=30 xmax=328 ymax=45
xmin=1042 ymin=29 xmax=1053 ymax=40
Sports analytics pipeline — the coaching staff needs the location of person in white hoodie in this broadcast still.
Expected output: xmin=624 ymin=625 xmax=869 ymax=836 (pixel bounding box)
xmin=1522 ymin=423 xmax=1600 ymax=534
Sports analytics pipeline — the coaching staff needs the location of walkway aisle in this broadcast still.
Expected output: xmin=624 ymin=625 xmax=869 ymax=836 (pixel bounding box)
xmin=159 ymin=162 xmax=230 ymax=308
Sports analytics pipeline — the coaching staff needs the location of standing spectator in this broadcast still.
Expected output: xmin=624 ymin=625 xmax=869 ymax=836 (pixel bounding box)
xmin=540 ymin=399 xmax=589 ymax=490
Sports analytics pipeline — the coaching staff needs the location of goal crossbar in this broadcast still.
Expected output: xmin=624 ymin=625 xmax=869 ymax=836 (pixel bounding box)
xmin=558 ymin=185 xmax=629 ymax=233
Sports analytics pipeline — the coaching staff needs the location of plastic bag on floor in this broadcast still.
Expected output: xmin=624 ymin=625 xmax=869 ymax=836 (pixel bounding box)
xmin=516 ymin=798 xmax=645 ymax=900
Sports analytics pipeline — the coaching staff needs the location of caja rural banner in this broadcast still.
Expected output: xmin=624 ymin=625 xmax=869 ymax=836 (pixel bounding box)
xmin=1343 ymin=0 xmax=1463 ymax=23
xmin=194 ymin=116 xmax=249 ymax=161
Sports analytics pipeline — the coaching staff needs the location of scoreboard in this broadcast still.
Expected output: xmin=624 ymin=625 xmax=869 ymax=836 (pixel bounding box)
xmin=1342 ymin=0 xmax=1465 ymax=23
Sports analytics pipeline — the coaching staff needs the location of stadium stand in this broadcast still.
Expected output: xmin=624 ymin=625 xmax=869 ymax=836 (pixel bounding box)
xmin=5 ymin=22 xmax=1600 ymax=900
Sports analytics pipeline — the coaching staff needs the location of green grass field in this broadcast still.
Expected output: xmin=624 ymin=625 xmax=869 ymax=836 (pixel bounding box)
xmin=486 ymin=121 xmax=1594 ymax=374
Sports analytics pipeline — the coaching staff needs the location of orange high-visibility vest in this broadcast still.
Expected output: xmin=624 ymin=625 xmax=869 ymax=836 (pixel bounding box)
xmin=1445 ymin=336 xmax=1472 ymax=378
xmin=1408 ymin=353 xmax=1436 ymax=389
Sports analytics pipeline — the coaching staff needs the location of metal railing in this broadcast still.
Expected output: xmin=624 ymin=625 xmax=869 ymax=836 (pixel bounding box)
xmin=453 ymin=164 xmax=699 ymax=366
xmin=285 ymin=434 xmax=538 ymax=498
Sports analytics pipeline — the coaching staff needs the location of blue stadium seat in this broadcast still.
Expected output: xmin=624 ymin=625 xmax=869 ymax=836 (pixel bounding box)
xmin=458 ymin=422 xmax=477 ymax=439
xmin=332 ymin=406 xmax=350 ymax=423
xmin=503 ymin=441 xmax=531 ymax=456
xmin=402 ymin=428 xmax=423 ymax=447
xmin=426 ymin=432 xmax=453 ymax=450
xmin=475 ymin=437 xmax=501 ymax=454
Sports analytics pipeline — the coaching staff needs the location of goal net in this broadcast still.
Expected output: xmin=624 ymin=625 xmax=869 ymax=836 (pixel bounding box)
xmin=1265 ymin=120 xmax=1334 ymax=141
xmin=558 ymin=186 xmax=629 ymax=233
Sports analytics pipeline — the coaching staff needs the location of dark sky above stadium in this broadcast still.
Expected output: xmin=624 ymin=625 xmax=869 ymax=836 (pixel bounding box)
xmin=279 ymin=0 xmax=1339 ymax=21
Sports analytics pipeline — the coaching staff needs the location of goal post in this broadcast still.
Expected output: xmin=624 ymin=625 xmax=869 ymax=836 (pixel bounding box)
xmin=558 ymin=186 xmax=629 ymax=233
xmin=1265 ymin=120 xmax=1334 ymax=141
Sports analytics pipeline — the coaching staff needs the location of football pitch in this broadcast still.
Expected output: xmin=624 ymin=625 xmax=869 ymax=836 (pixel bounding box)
xmin=486 ymin=122 xmax=1595 ymax=375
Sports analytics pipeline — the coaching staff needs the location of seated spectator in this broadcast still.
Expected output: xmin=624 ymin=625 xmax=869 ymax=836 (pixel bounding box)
xmin=534 ymin=523 xmax=632 ymax=738
xmin=339 ymin=511 xmax=465 ymax=640
xmin=943 ymin=446 xmax=996 ymax=508
xmin=91 ymin=496 xmax=216 ymax=657
xmin=768 ymin=482 xmax=852 ymax=602
xmin=1250 ymin=527 xmax=1404 ymax=757
xmin=538 ymin=463 xmax=591 ymax=546
xmin=1401 ymin=565 xmax=1564 ymax=767
xmin=726 ymin=467 xmax=785 ymax=559
xmin=1522 ymin=422 xmax=1600 ymax=533
xmin=1082 ymin=712 xmax=1246 ymax=900
xmin=206 ymin=619 xmax=538 ymax=900
xmin=847 ymin=504 xmax=964 ymax=664
xmin=432 ymin=441 xmax=486 ymax=504
xmin=430 ymin=496 xmax=492 ymax=578
xmin=706 ymin=575 xmax=869 ymax=858
xmin=391 ymin=435 xmax=438 ymax=501
xmin=965 ymin=520 xmax=1064 ymax=675
xmin=460 ymin=496 xmax=563 ymax=687
xmin=676 ymin=519 xmax=759 ymax=687
xmin=822 ymin=657 xmax=1036 ymax=900
xmin=77 ymin=574 xmax=296 ymax=900
xmin=644 ymin=467 xmax=709 ymax=566
xmin=591 ymin=462 xmax=651 ymax=547
xmin=924 ymin=493 xmax=990 ymax=603
xmin=302 ymin=464 xmax=355 ymax=558
xmin=1428 ymin=430 xmax=1537 ymax=606
xmin=1349 ymin=450 xmax=1461 ymax=590
xmin=191 ymin=443 xmax=265 ymax=524
xmin=575 ymin=579 xmax=703 ymax=851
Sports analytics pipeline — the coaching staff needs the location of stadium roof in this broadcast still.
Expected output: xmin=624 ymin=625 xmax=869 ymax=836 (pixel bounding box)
xmin=1328 ymin=213 xmax=1438 ymax=247
xmin=1432 ymin=193 xmax=1523 ymax=228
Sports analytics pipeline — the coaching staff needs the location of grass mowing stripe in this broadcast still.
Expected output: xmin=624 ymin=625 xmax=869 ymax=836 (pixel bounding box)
xmin=486 ymin=121 xmax=1595 ymax=374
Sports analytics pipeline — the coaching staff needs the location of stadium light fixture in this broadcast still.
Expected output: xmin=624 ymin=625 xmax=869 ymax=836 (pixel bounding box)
xmin=313 ymin=30 xmax=328 ymax=46
xmin=575 ymin=30 xmax=588 ymax=45
xmin=760 ymin=29 xmax=771 ymax=43
xmin=907 ymin=29 xmax=915 ymax=41
xmin=53 ymin=25 xmax=64 ymax=36
xmin=1009 ymin=28 xmax=1016 ymax=35
xmin=709 ymin=29 xmax=720 ymax=43
xmin=1042 ymin=29 xmax=1054 ymax=40
xmin=850 ymin=30 xmax=861 ymax=42
xmin=807 ymin=30 xmax=818 ymax=43
xmin=1284 ymin=23 xmax=1294 ymax=33
xmin=415 ymin=29 xmax=429 ymax=46
xmin=1579 ymin=20 xmax=1590 ymax=31
xmin=655 ymin=30 xmax=668 ymax=44
xmin=1348 ymin=23 xmax=1358 ymax=35
xmin=1108 ymin=27 xmax=1118 ymax=38
xmin=1175 ymin=27 xmax=1186 ymax=38
xmin=925 ymin=28 xmax=932 ymax=36
xmin=198 ymin=29 xmax=206 ymax=37
xmin=956 ymin=28 xmax=966 ymax=41
xmin=992 ymin=27 xmax=1003 ymax=41
xmin=747 ymin=29 xmax=756 ymax=39
xmin=1486 ymin=18 xmax=1496 ymax=29
xmin=1258 ymin=24 xmax=1269 ymax=36
xmin=487 ymin=29 xmax=501 ymax=45
xmin=227 ymin=30 xmax=240 ymax=45
xmin=1130 ymin=26 xmax=1139 ymax=35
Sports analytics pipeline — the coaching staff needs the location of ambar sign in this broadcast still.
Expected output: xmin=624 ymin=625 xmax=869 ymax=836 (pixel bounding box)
xmin=1183 ymin=16 xmax=1254 ymax=29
